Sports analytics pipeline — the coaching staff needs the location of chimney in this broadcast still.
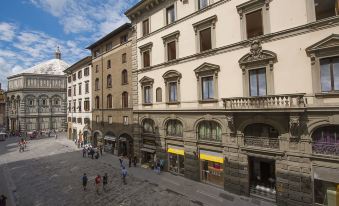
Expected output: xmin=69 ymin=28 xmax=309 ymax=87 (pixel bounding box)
xmin=55 ymin=46 xmax=61 ymax=60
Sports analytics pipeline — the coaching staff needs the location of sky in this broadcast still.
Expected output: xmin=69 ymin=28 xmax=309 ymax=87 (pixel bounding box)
xmin=0 ymin=0 xmax=139 ymax=90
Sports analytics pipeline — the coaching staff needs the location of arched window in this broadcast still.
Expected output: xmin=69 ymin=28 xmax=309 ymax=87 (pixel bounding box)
xmin=107 ymin=75 xmax=112 ymax=88
xmin=312 ymin=126 xmax=339 ymax=156
xmin=107 ymin=94 xmax=112 ymax=108
xmin=166 ymin=119 xmax=183 ymax=137
xmin=143 ymin=119 xmax=155 ymax=133
xmin=122 ymin=70 xmax=128 ymax=84
xmin=197 ymin=121 xmax=221 ymax=141
xmin=95 ymin=96 xmax=100 ymax=109
xmin=122 ymin=92 xmax=128 ymax=108
xmin=95 ymin=78 xmax=99 ymax=90
xmin=156 ymin=87 xmax=162 ymax=102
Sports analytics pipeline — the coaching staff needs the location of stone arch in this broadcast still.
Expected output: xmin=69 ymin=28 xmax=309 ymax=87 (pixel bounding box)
xmin=193 ymin=116 xmax=224 ymax=132
xmin=93 ymin=130 xmax=103 ymax=147
xmin=163 ymin=118 xmax=184 ymax=137
xmin=118 ymin=133 xmax=134 ymax=156
xmin=308 ymin=119 xmax=332 ymax=136
xmin=237 ymin=117 xmax=285 ymax=135
xmin=162 ymin=116 xmax=186 ymax=130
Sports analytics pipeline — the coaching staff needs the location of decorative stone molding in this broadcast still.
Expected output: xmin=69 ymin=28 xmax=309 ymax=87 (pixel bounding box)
xmin=239 ymin=40 xmax=277 ymax=73
xmin=161 ymin=30 xmax=180 ymax=45
xmin=226 ymin=114 xmax=235 ymax=132
xmin=162 ymin=70 xmax=182 ymax=82
xmin=194 ymin=62 xmax=220 ymax=79
xmin=192 ymin=15 xmax=217 ymax=35
xmin=306 ymin=34 xmax=339 ymax=65
xmin=138 ymin=42 xmax=153 ymax=53
xmin=236 ymin=0 xmax=271 ymax=19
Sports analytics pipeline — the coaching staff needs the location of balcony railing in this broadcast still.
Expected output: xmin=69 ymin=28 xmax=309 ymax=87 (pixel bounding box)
xmin=244 ymin=136 xmax=279 ymax=149
xmin=312 ymin=142 xmax=339 ymax=156
xmin=223 ymin=94 xmax=306 ymax=110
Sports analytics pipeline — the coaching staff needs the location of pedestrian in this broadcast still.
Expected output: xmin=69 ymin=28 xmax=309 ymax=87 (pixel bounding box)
xmin=99 ymin=145 xmax=103 ymax=156
xmin=82 ymin=148 xmax=86 ymax=158
xmin=133 ymin=155 xmax=137 ymax=167
xmin=121 ymin=167 xmax=127 ymax=185
xmin=82 ymin=173 xmax=88 ymax=191
xmin=119 ymin=156 xmax=123 ymax=167
xmin=90 ymin=148 xmax=94 ymax=159
xmin=160 ymin=159 xmax=164 ymax=171
xmin=156 ymin=159 xmax=161 ymax=174
xmin=128 ymin=155 xmax=132 ymax=168
xmin=95 ymin=174 xmax=101 ymax=194
xmin=95 ymin=150 xmax=100 ymax=159
xmin=0 ymin=194 xmax=7 ymax=206
xmin=102 ymin=173 xmax=108 ymax=191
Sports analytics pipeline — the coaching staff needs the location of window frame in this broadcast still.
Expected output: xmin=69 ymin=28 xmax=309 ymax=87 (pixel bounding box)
xmin=108 ymin=116 xmax=113 ymax=124
xmin=192 ymin=15 xmax=217 ymax=53
xmin=194 ymin=63 xmax=220 ymax=103
xmin=107 ymin=75 xmax=112 ymax=88
xmin=95 ymin=78 xmax=100 ymax=91
xmin=142 ymin=18 xmax=150 ymax=37
xmin=156 ymin=87 xmax=162 ymax=102
xmin=236 ymin=0 xmax=271 ymax=40
xmin=139 ymin=42 xmax=153 ymax=68
xmin=163 ymin=70 xmax=182 ymax=104
xmin=319 ymin=57 xmax=339 ymax=92
xmin=107 ymin=94 xmax=113 ymax=109
xmin=162 ymin=30 xmax=180 ymax=62
xmin=121 ymin=69 xmax=128 ymax=85
xmin=107 ymin=59 xmax=111 ymax=69
xmin=122 ymin=53 xmax=127 ymax=64
xmin=197 ymin=0 xmax=210 ymax=10
xmin=122 ymin=92 xmax=129 ymax=108
xmin=166 ymin=4 xmax=176 ymax=25
xmin=139 ymin=76 xmax=154 ymax=105
xmin=95 ymin=96 xmax=100 ymax=109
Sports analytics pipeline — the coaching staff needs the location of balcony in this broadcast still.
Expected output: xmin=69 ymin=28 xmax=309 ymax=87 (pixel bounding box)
xmin=244 ymin=136 xmax=279 ymax=149
xmin=312 ymin=142 xmax=339 ymax=156
xmin=223 ymin=94 xmax=306 ymax=110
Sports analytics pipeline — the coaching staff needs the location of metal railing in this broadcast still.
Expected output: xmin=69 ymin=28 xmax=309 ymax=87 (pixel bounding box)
xmin=312 ymin=142 xmax=339 ymax=156
xmin=244 ymin=136 xmax=279 ymax=149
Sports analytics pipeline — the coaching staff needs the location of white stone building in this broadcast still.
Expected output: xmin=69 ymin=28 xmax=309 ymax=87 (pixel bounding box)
xmin=6 ymin=49 xmax=69 ymax=132
xmin=126 ymin=0 xmax=339 ymax=205
xmin=64 ymin=56 xmax=92 ymax=144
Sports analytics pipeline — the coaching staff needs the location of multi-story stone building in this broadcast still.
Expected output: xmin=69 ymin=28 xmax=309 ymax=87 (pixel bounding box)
xmin=87 ymin=23 xmax=134 ymax=156
xmin=0 ymin=84 xmax=6 ymax=129
xmin=126 ymin=0 xmax=339 ymax=205
xmin=6 ymin=49 xmax=68 ymax=132
xmin=64 ymin=56 xmax=92 ymax=143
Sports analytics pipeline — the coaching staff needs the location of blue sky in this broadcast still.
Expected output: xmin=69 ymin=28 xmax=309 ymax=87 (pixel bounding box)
xmin=0 ymin=0 xmax=139 ymax=89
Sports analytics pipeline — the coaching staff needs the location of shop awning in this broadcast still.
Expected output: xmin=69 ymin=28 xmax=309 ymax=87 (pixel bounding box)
xmin=104 ymin=136 xmax=116 ymax=141
xmin=167 ymin=145 xmax=184 ymax=155
xmin=140 ymin=148 xmax=155 ymax=153
xmin=314 ymin=166 xmax=339 ymax=183
xmin=199 ymin=150 xmax=224 ymax=163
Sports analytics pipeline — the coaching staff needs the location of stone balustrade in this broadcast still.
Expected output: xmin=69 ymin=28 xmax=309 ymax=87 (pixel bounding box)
xmin=223 ymin=94 xmax=306 ymax=110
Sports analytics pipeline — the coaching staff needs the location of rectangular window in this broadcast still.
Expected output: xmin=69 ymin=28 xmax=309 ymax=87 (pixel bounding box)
xmin=106 ymin=42 xmax=112 ymax=51
xmin=142 ymin=19 xmax=150 ymax=36
xmin=96 ymin=115 xmax=99 ymax=123
xmin=143 ymin=50 xmax=150 ymax=67
xmin=72 ymin=117 xmax=76 ymax=123
xmin=123 ymin=116 xmax=128 ymax=125
xmin=246 ymin=9 xmax=264 ymax=39
xmin=84 ymin=100 xmax=90 ymax=111
xmin=77 ymin=118 xmax=82 ymax=124
xmin=78 ymin=100 xmax=82 ymax=112
xmin=315 ymin=0 xmax=338 ymax=20
xmin=68 ymin=88 xmax=71 ymax=97
xmin=68 ymin=102 xmax=71 ymax=112
xmin=73 ymin=100 xmax=76 ymax=112
xmin=198 ymin=0 xmax=209 ymax=10
xmin=167 ymin=41 xmax=176 ymax=61
xmin=200 ymin=28 xmax=212 ymax=52
xmin=85 ymin=82 xmax=89 ymax=93
xmin=144 ymin=86 xmax=151 ymax=103
xmin=122 ymin=53 xmax=127 ymax=63
xmin=84 ymin=67 xmax=89 ymax=76
xmin=202 ymin=76 xmax=214 ymax=99
xmin=166 ymin=5 xmax=175 ymax=25
xmin=78 ymin=70 xmax=82 ymax=79
xmin=95 ymin=65 xmax=99 ymax=73
xmin=120 ymin=35 xmax=128 ymax=44
xmin=73 ymin=85 xmax=76 ymax=96
xmin=108 ymin=116 xmax=113 ymax=124
xmin=78 ymin=84 xmax=82 ymax=95
xmin=72 ymin=73 xmax=76 ymax=81
xmin=107 ymin=60 xmax=111 ymax=69
xmin=68 ymin=76 xmax=71 ymax=83
xmin=249 ymin=68 xmax=267 ymax=96
xmin=169 ymin=82 xmax=177 ymax=102
xmin=320 ymin=57 xmax=339 ymax=92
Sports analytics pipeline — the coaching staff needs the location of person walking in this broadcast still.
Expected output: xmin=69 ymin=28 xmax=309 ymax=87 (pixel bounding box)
xmin=95 ymin=174 xmax=101 ymax=194
xmin=119 ymin=156 xmax=123 ymax=167
xmin=133 ymin=155 xmax=137 ymax=167
xmin=82 ymin=148 xmax=86 ymax=158
xmin=121 ymin=167 xmax=127 ymax=185
xmin=156 ymin=159 xmax=161 ymax=174
xmin=99 ymin=145 xmax=103 ymax=156
xmin=82 ymin=173 xmax=88 ymax=191
xmin=102 ymin=173 xmax=108 ymax=191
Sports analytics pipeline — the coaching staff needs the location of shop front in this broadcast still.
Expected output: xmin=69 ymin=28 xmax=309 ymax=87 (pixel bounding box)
xmin=167 ymin=145 xmax=185 ymax=175
xmin=199 ymin=150 xmax=224 ymax=187
xmin=248 ymin=156 xmax=276 ymax=201
xmin=313 ymin=166 xmax=339 ymax=206
xmin=141 ymin=147 xmax=155 ymax=168
xmin=104 ymin=135 xmax=116 ymax=154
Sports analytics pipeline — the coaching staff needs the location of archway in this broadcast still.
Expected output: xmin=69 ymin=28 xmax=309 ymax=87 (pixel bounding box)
xmin=118 ymin=133 xmax=133 ymax=157
xmin=311 ymin=125 xmax=339 ymax=156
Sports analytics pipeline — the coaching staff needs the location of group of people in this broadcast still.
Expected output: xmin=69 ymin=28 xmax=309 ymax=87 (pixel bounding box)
xmin=153 ymin=155 xmax=165 ymax=174
xmin=18 ymin=138 xmax=27 ymax=152
xmin=82 ymin=173 xmax=109 ymax=194
xmin=82 ymin=145 xmax=103 ymax=159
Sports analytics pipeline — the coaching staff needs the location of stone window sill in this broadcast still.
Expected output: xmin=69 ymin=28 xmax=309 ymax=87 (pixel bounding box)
xmin=142 ymin=103 xmax=153 ymax=106
xmin=199 ymin=99 xmax=218 ymax=103
xmin=166 ymin=101 xmax=180 ymax=105
xmin=315 ymin=92 xmax=339 ymax=98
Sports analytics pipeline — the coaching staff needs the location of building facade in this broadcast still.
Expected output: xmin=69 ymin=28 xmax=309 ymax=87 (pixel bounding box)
xmin=126 ymin=0 xmax=339 ymax=205
xmin=64 ymin=56 xmax=92 ymax=144
xmin=0 ymin=84 xmax=6 ymax=129
xmin=87 ymin=23 xmax=134 ymax=156
xmin=6 ymin=50 xmax=68 ymax=133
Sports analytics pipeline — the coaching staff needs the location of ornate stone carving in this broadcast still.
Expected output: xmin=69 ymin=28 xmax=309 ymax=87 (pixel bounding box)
xmin=226 ymin=114 xmax=234 ymax=132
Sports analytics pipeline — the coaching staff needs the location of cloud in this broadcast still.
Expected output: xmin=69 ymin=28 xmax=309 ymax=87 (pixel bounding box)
xmin=29 ymin=0 xmax=137 ymax=36
xmin=0 ymin=21 xmax=89 ymax=90
xmin=0 ymin=22 xmax=16 ymax=41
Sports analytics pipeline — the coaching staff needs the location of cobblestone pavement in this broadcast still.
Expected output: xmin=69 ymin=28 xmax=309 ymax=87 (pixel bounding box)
xmin=0 ymin=135 xmax=274 ymax=206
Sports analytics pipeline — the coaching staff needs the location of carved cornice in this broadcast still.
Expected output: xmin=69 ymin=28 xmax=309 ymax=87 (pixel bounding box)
xmin=161 ymin=30 xmax=180 ymax=44
xmin=305 ymin=34 xmax=339 ymax=65
xmin=162 ymin=70 xmax=182 ymax=81
xmin=239 ymin=40 xmax=277 ymax=73
xmin=236 ymin=0 xmax=271 ymax=19
xmin=194 ymin=62 xmax=220 ymax=78
xmin=139 ymin=76 xmax=154 ymax=86
xmin=138 ymin=42 xmax=153 ymax=52
xmin=192 ymin=15 xmax=218 ymax=35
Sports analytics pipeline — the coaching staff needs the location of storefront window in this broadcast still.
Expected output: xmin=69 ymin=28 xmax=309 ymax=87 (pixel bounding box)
xmin=201 ymin=160 xmax=224 ymax=187
xmin=314 ymin=179 xmax=338 ymax=205
xmin=168 ymin=153 xmax=185 ymax=174
xmin=197 ymin=121 xmax=222 ymax=141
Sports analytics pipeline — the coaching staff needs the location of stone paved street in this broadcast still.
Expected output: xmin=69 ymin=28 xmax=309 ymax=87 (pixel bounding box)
xmin=0 ymin=135 xmax=274 ymax=206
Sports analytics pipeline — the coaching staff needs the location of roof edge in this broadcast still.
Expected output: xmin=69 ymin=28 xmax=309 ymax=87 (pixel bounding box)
xmin=64 ymin=56 xmax=92 ymax=74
